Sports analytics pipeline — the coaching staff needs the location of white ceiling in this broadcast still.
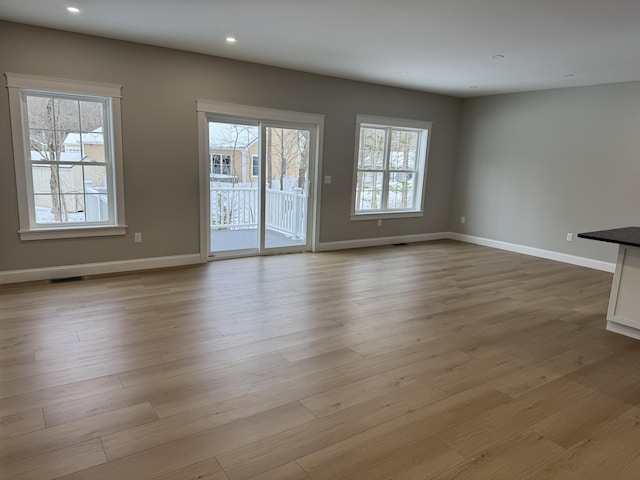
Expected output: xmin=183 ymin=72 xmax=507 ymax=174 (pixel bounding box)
xmin=2 ymin=0 xmax=640 ymax=97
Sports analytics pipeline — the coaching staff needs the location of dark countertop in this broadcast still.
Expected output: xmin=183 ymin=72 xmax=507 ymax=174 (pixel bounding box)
xmin=578 ymin=227 xmax=640 ymax=248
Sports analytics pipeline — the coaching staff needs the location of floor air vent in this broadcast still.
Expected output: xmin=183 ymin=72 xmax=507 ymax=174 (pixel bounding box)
xmin=50 ymin=276 xmax=86 ymax=284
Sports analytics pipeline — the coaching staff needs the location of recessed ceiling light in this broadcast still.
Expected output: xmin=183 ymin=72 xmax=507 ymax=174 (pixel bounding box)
xmin=492 ymin=54 xmax=505 ymax=59
xmin=399 ymin=72 xmax=408 ymax=76
xmin=563 ymin=73 xmax=575 ymax=78
xmin=225 ymin=36 xmax=237 ymax=44
xmin=67 ymin=6 xmax=80 ymax=13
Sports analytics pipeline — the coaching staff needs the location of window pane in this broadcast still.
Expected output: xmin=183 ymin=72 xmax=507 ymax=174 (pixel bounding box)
xmin=83 ymin=165 xmax=108 ymax=189
xmin=28 ymin=130 xmax=55 ymax=161
xmin=358 ymin=127 xmax=385 ymax=169
xmin=53 ymin=98 xmax=81 ymax=132
xmin=355 ymin=171 xmax=383 ymax=211
xmin=79 ymin=129 xmax=106 ymax=162
xmin=387 ymin=172 xmax=416 ymax=210
xmin=31 ymin=165 xmax=55 ymax=194
xmin=34 ymin=195 xmax=58 ymax=224
xmin=26 ymin=95 xmax=54 ymax=129
xmin=62 ymin=194 xmax=87 ymax=222
xmin=389 ymin=130 xmax=419 ymax=171
xmin=85 ymin=194 xmax=109 ymax=222
xmin=79 ymin=101 xmax=104 ymax=132
xmin=57 ymin=166 xmax=82 ymax=222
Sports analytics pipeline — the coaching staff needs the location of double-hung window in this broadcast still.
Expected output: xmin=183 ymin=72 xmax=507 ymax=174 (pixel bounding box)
xmin=210 ymin=154 xmax=232 ymax=176
xmin=6 ymin=73 xmax=126 ymax=240
xmin=351 ymin=115 xmax=431 ymax=219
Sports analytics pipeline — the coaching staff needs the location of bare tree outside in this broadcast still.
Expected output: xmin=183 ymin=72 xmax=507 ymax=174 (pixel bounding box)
xmin=208 ymin=122 xmax=311 ymax=251
xmin=388 ymin=129 xmax=418 ymax=209
xmin=296 ymin=130 xmax=309 ymax=190
xmin=268 ymin=128 xmax=309 ymax=191
xmin=355 ymin=127 xmax=385 ymax=210
xmin=26 ymin=94 xmax=104 ymax=222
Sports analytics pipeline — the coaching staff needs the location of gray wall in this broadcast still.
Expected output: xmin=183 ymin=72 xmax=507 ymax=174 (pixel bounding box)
xmin=452 ymin=81 xmax=640 ymax=263
xmin=0 ymin=21 xmax=461 ymax=272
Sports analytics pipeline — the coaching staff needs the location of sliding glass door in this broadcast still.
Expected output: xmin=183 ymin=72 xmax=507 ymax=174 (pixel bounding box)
xmin=209 ymin=120 xmax=260 ymax=254
xmin=264 ymin=126 xmax=311 ymax=249
xmin=207 ymin=118 xmax=315 ymax=257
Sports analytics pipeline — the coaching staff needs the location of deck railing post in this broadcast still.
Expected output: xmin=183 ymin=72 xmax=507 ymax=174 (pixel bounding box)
xmin=292 ymin=188 xmax=303 ymax=239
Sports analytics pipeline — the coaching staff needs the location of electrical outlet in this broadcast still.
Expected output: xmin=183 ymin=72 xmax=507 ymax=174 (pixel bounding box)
xmin=324 ymin=175 xmax=332 ymax=184
xmin=566 ymin=233 xmax=573 ymax=242
xmin=377 ymin=219 xmax=383 ymax=226
xmin=460 ymin=216 xmax=466 ymax=224
xmin=134 ymin=232 xmax=142 ymax=243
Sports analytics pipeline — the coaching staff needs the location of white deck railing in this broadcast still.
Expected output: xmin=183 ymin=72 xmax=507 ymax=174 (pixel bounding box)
xmin=211 ymin=186 xmax=306 ymax=239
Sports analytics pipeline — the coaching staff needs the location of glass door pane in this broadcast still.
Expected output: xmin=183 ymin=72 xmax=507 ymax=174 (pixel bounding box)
xmin=264 ymin=127 xmax=310 ymax=250
xmin=208 ymin=121 xmax=260 ymax=254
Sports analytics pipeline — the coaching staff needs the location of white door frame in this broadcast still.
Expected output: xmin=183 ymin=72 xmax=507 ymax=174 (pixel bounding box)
xmin=196 ymin=100 xmax=324 ymax=262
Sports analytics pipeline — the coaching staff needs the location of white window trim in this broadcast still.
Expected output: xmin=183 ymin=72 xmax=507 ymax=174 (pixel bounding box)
xmin=5 ymin=73 xmax=127 ymax=240
xmin=350 ymin=114 xmax=431 ymax=221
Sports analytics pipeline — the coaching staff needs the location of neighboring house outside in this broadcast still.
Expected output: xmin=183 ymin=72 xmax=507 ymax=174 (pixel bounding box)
xmin=209 ymin=124 xmax=309 ymax=190
xmin=208 ymin=124 xmax=257 ymax=184
xmin=31 ymin=128 xmax=107 ymax=219
xmin=63 ymin=128 xmax=105 ymax=161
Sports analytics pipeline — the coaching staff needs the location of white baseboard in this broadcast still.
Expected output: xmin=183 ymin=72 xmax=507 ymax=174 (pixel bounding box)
xmin=448 ymin=232 xmax=615 ymax=273
xmin=316 ymin=232 xmax=449 ymax=252
xmin=1 ymin=232 xmax=615 ymax=284
xmin=0 ymin=254 xmax=202 ymax=285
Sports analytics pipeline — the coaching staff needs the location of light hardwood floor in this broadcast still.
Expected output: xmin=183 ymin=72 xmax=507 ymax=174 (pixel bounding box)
xmin=2 ymin=240 xmax=640 ymax=479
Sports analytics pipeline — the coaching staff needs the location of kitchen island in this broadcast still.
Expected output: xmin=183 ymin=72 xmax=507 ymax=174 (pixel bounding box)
xmin=578 ymin=227 xmax=640 ymax=339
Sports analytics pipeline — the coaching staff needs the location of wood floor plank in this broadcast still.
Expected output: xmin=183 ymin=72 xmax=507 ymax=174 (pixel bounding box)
xmin=0 ymin=439 xmax=107 ymax=480
xmin=439 ymin=377 xmax=595 ymax=458
xmin=44 ymin=352 xmax=291 ymax=426
xmin=342 ymin=442 xmax=464 ymax=480
xmin=0 ymin=408 xmax=44 ymax=440
xmin=103 ymin=401 xmax=315 ymax=461
xmin=225 ymin=385 xmax=508 ymax=480
xmin=431 ymin=429 xmax=564 ymax=480
xmin=0 ymin=374 xmax=124 ymax=418
xmin=100 ymin=369 xmax=348 ymax=458
xmin=61 ymin=402 xmax=314 ymax=480
xmin=522 ymin=406 xmax=640 ymax=479
xmin=149 ymin=458 xmax=228 ymax=480
xmin=3 ymin=241 xmax=639 ymax=479
xmin=0 ymin=402 xmax=157 ymax=466
xmin=245 ymin=462 xmax=311 ymax=480
xmin=335 ymin=338 xmax=458 ymax=381
xmin=531 ymin=389 xmax=633 ymax=449
xmin=300 ymin=350 xmax=470 ymax=417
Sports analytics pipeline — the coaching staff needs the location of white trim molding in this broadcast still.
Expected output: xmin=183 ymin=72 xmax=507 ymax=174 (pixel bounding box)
xmin=5 ymin=72 xmax=127 ymax=241
xmin=196 ymin=99 xmax=325 ymax=126
xmin=197 ymin=99 xmax=324 ymax=259
xmin=1 ymin=231 xmax=615 ymax=284
xmin=0 ymin=254 xmax=202 ymax=285
xmin=5 ymin=73 xmax=122 ymax=97
xmin=316 ymin=232 xmax=448 ymax=252
xmin=350 ymin=114 xmax=431 ymax=220
xmin=448 ymin=232 xmax=615 ymax=273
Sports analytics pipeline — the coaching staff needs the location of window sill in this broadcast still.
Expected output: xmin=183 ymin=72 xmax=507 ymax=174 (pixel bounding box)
xmin=19 ymin=225 xmax=127 ymax=241
xmin=350 ymin=211 xmax=424 ymax=221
